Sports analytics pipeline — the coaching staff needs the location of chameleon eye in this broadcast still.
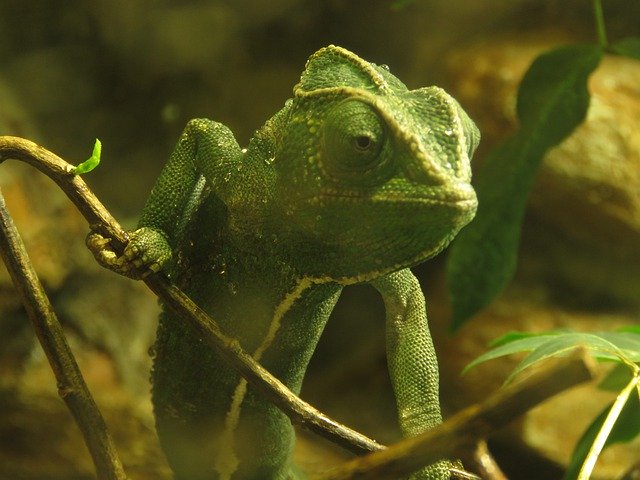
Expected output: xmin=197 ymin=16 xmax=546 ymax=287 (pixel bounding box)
xmin=322 ymin=100 xmax=392 ymax=185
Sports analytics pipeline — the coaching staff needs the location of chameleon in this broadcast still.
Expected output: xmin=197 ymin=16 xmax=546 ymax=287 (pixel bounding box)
xmin=88 ymin=45 xmax=479 ymax=479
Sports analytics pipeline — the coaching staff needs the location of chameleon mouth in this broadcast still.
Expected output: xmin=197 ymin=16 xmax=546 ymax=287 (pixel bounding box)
xmin=316 ymin=182 xmax=477 ymax=210
xmin=391 ymin=182 xmax=477 ymax=206
xmin=289 ymin=182 xmax=477 ymax=284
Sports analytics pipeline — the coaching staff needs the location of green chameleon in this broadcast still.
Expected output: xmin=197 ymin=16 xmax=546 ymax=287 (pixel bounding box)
xmin=88 ymin=45 xmax=479 ymax=479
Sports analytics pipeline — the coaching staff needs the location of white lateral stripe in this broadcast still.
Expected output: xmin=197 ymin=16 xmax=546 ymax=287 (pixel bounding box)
xmin=253 ymin=277 xmax=313 ymax=362
xmin=214 ymin=379 xmax=247 ymax=479
xmin=213 ymin=277 xmax=314 ymax=478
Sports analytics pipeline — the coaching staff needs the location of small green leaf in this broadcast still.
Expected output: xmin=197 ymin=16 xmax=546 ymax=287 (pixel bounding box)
xmin=72 ymin=139 xmax=102 ymax=175
xmin=446 ymin=44 xmax=603 ymax=329
xmin=610 ymin=37 xmax=640 ymax=60
xmin=563 ymin=382 xmax=640 ymax=480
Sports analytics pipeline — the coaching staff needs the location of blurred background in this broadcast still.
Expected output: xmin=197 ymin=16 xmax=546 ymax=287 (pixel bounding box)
xmin=0 ymin=0 xmax=639 ymax=478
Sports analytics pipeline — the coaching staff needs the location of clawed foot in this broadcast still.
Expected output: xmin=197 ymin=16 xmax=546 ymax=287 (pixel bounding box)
xmin=86 ymin=227 xmax=171 ymax=279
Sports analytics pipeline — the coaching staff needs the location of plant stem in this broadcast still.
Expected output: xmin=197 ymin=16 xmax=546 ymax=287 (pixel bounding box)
xmin=592 ymin=0 xmax=608 ymax=48
xmin=0 ymin=189 xmax=127 ymax=480
xmin=577 ymin=372 xmax=640 ymax=480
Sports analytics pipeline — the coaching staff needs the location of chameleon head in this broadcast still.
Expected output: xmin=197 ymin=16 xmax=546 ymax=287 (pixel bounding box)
xmin=273 ymin=45 xmax=479 ymax=282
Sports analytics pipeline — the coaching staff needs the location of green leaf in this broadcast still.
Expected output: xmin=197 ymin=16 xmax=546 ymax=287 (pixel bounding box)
xmin=507 ymin=333 xmax=640 ymax=382
xmin=462 ymin=332 xmax=562 ymax=374
xmin=488 ymin=330 xmax=566 ymax=347
xmin=446 ymin=44 xmax=603 ymax=329
xmin=599 ymin=364 xmax=633 ymax=392
xmin=610 ymin=37 xmax=640 ymax=60
xmin=72 ymin=139 xmax=102 ymax=175
xmin=563 ymin=384 xmax=640 ymax=480
xmin=464 ymin=330 xmax=640 ymax=378
xmin=598 ymin=331 xmax=640 ymax=357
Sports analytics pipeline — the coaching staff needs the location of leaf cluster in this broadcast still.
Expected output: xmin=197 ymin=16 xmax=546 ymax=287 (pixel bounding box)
xmin=446 ymin=2 xmax=640 ymax=477
xmin=465 ymin=328 xmax=640 ymax=480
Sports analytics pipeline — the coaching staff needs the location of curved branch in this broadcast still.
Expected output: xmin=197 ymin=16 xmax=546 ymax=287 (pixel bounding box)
xmin=0 ymin=190 xmax=127 ymax=480
xmin=0 ymin=135 xmax=383 ymax=455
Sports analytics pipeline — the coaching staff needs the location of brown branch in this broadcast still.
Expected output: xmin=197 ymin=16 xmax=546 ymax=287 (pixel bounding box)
xmin=0 ymin=189 xmax=127 ymax=480
xmin=459 ymin=441 xmax=508 ymax=480
xmin=0 ymin=135 xmax=383 ymax=455
xmin=317 ymin=350 xmax=596 ymax=480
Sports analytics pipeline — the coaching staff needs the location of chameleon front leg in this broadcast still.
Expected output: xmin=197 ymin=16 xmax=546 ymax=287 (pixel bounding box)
xmin=87 ymin=118 xmax=241 ymax=276
xmin=370 ymin=268 xmax=457 ymax=480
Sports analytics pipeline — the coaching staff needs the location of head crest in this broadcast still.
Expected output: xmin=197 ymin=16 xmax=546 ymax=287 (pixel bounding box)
xmin=294 ymin=45 xmax=388 ymax=97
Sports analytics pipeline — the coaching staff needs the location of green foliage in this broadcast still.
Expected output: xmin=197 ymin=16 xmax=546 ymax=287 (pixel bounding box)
xmin=599 ymin=363 xmax=634 ymax=391
xmin=463 ymin=329 xmax=640 ymax=381
xmin=563 ymin=380 xmax=640 ymax=479
xmin=72 ymin=139 xmax=101 ymax=175
xmin=446 ymin=45 xmax=603 ymax=329
xmin=464 ymin=329 xmax=640 ymax=479
xmin=445 ymin=2 xmax=640 ymax=478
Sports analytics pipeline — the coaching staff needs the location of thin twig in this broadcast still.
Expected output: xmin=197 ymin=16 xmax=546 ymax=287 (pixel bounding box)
xmin=0 ymin=189 xmax=127 ymax=480
xmin=0 ymin=135 xmax=382 ymax=455
xmin=317 ymin=350 xmax=596 ymax=480
xmin=460 ymin=441 xmax=508 ymax=480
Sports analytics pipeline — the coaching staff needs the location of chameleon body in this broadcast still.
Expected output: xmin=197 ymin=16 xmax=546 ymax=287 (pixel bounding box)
xmin=90 ymin=46 xmax=479 ymax=479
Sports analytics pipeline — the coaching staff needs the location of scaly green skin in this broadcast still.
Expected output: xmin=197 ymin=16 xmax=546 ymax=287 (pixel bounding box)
xmin=92 ymin=46 xmax=479 ymax=479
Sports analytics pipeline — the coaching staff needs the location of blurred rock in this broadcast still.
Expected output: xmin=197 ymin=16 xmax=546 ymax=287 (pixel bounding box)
xmin=0 ymin=79 xmax=68 ymax=300
xmin=530 ymin=53 xmax=640 ymax=305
